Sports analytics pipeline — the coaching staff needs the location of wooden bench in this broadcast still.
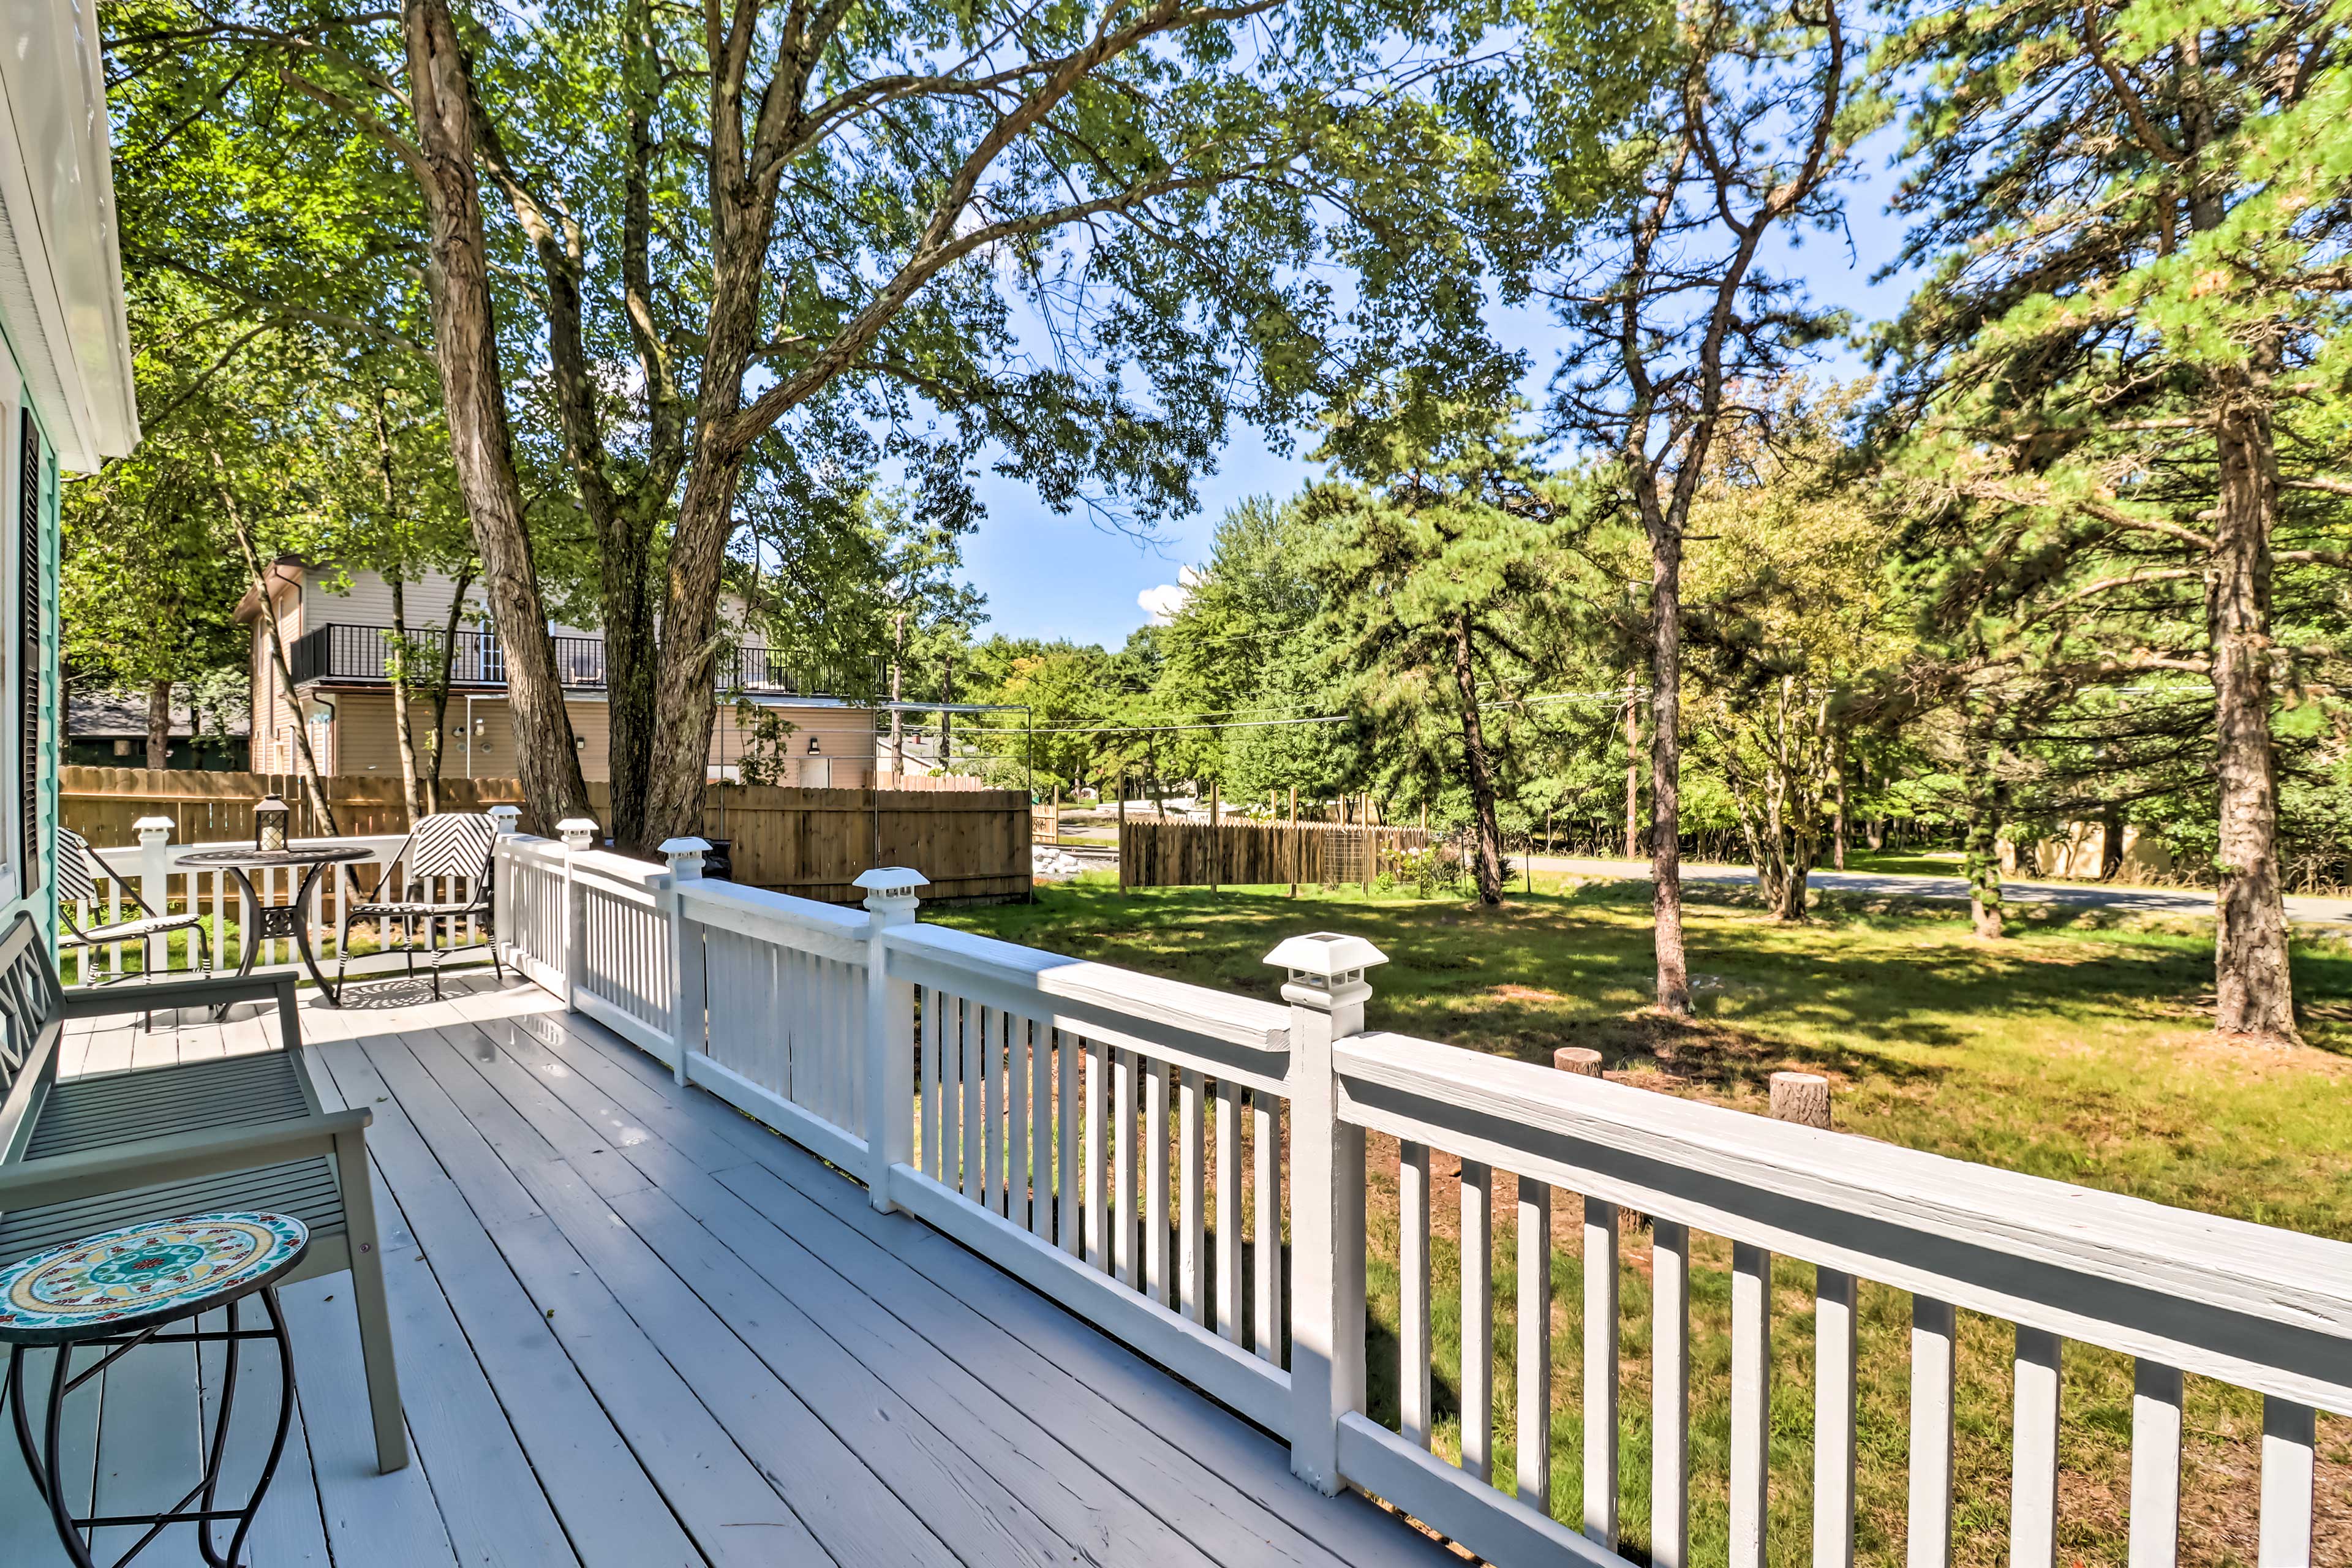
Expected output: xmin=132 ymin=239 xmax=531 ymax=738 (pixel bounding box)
xmin=0 ymin=911 xmax=405 ymax=1473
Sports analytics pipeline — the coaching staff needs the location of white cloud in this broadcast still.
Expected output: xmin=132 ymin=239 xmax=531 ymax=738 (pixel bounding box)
xmin=1138 ymin=571 xmax=1199 ymax=625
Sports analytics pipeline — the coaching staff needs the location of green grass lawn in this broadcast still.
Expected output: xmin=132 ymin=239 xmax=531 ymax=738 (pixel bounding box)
xmin=938 ymin=874 xmax=2352 ymax=1566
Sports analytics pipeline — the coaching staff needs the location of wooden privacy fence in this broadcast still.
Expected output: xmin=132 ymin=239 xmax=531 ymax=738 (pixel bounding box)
xmin=60 ymin=767 xmax=525 ymax=843
xmin=61 ymin=769 xmax=1028 ymax=907
xmin=1120 ymin=817 xmax=1431 ymax=889
xmin=691 ymin=783 xmax=1029 ymax=904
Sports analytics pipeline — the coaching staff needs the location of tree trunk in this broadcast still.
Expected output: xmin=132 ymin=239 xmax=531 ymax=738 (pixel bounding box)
xmin=1622 ymin=676 xmax=1640 ymax=861
xmin=2210 ymin=393 xmax=2296 ymax=1038
xmin=400 ymin=0 xmax=590 ymax=831
xmin=1648 ymin=522 xmax=1692 ymax=1011
xmin=424 ymin=562 xmax=472 ymax=816
xmin=145 ymin=678 xmax=171 ymax=771
xmin=2098 ymin=801 xmax=2125 ymax=882
xmin=388 ymin=573 xmax=425 ymax=823
xmin=888 ymin=612 xmax=905 ymax=783
xmin=1450 ymin=613 xmax=1506 ymax=907
xmin=1962 ymin=730 xmax=2004 ymax=941
xmin=217 ymin=471 xmax=338 ymax=834
xmin=1830 ymin=729 xmax=1849 ymax=871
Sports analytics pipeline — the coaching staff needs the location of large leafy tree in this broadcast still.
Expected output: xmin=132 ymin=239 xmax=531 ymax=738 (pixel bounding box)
xmin=1682 ymin=383 xmax=1907 ymax=919
xmin=1306 ymin=403 xmax=1574 ymax=904
xmin=118 ymin=0 xmax=1447 ymax=846
xmin=1532 ymin=0 xmax=1871 ymax=1010
xmin=1876 ymin=0 xmax=2352 ymax=1039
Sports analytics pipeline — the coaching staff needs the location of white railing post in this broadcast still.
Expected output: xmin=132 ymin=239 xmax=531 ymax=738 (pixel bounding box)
xmin=856 ymin=867 xmax=929 ymax=1212
xmin=487 ymin=806 xmax=521 ymax=973
xmin=134 ymin=816 xmax=174 ymax=976
xmin=557 ymin=818 xmax=597 ymax=1012
xmin=1267 ymin=931 xmax=1385 ymax=1494
xmin=660 ymin=837 xmax=711 ymax=1086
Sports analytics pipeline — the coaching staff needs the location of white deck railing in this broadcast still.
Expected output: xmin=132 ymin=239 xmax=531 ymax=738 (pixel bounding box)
xmin=493 ymin=830 xmax=2352 ymax=1568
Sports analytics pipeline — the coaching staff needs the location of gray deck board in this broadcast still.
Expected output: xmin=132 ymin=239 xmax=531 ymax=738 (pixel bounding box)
xmin=16 ymin=976 xmax=1458 ymax=1568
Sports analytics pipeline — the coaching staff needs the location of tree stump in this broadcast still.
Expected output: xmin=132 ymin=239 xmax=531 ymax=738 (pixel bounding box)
xmin=1553 ymin=1046 xmax=1604 ymax=1077
xmin=1769 ymin=1071 xmax=1831 ymax=1129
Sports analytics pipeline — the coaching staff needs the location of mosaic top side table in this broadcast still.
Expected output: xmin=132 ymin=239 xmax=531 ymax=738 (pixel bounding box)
xmin=0 ymin=1210 xmax=311 ymax=1568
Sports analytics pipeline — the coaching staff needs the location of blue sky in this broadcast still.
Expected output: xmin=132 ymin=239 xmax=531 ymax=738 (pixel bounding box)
xmin=963 ymin=132 xmax=1921 ymax=649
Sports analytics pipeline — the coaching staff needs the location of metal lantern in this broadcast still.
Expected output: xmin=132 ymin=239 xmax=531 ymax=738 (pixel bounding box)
xmin=254 ymin=793 xmax=290 ymax=853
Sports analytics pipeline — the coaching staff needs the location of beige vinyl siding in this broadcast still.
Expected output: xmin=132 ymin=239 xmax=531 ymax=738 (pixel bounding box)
xmin=249 ymin=575 xmax=306 ymax=771
xmin=315 ymin=695 xmax=873 ymax=785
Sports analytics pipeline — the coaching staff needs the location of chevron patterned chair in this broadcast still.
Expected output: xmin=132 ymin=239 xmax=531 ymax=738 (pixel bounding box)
xmin=334 ymin=813 xmax=504 ymax=1000
xmin=54 ymin=826 xmax=211 ymax=1030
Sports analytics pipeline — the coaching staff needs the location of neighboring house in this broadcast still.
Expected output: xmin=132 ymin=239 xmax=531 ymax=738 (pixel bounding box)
xmin=233 ymin=562 xmax=883 ymax=786
xmin=64 ymin=684 xmax=248 ymax=770
xmin=0 ymin=2 xmax=142 ymax=940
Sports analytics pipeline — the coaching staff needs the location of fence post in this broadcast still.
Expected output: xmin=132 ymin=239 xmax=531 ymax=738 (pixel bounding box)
xmin=134 ymin=816 xmax=174 ymax=976
xmin=856 ymin=867 xmax=929 ymax=1213
xmin=660 ymin=837 xmax=711 ymax=1086
xmin=1268 ymin=930 xmax=1386 ymax=1494
xmin=557 ymin=817 xmax=597 ymax=1012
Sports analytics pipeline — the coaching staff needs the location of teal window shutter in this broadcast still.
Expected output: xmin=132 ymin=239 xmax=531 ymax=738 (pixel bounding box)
xmin=18 ymin=409 xmax=38 ymax=890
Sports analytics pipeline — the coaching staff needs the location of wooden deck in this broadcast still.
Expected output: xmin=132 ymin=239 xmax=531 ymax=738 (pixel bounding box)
xmin=5 ymin=974 xmax=1456 ymax=1568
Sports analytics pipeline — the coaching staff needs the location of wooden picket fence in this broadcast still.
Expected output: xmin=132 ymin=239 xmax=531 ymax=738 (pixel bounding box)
xmin=1118 ymin=816 xmax=1431 ymax=889
xmin=61 ymin=768 xmax=1030 ymax=905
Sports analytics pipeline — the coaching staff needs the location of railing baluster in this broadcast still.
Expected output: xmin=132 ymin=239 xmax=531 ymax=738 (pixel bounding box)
xmin=1909 ymin=1296 xmax=1956 ymax=1568
xmin=1007 ymin=1009 xmax=1030 ymax=1225
xmin=1179 ymin=1068 xmax=1205 ymax=1324
xmin=1460 ymin=1158 xmax=1492 ymax=1483
xmin=921 ymin=987 xmax=941 ymax=1181
xmin=1398 ymin=1140 xmax=1431 ymax=1449
xmin=1653 ymin=1219 xmax=1690 ymax=1568
xmin=1215 ymin=1080 xmax=1241 ymax=1341
xmin=1114 ymin=1047 xmax=1137 ymax=1289
xmin=1030 ymin=1017 xmax=1054 ymax=1240
xmin=1730 ymin=1242 xmax=1773 ymax=1568
xmin=1084 ymin=1038 xmax=1109 ymax=1271
xmin=1145 ymin=1058 xmax=1171 ymax=1305
xmin=1585 ymin=1197 xmax=1619 ymax=1548
xmin=1517 ymin=1174 xmax=1551 ymax=1510
xmin=1252 ymin=1088 xmax=1281 ymax=1364
xmin=981 ymin=1005 xmax=1003 ymax=1212
xmin=961 ymin=997 xmax=984 ymax=1204
xmin=2260 ymin=1396 xmax=2315 ymax=1567
xmin=1815 ymin=1266 xmax=1858 ymax=1568
xmin=1058 ymin=1034 xmax=1082 ymax=1260
xmin=2010 ymin=1325 xmax=2062 ymax=1568
xmin=2128 ymin=1360 xmax=2180 ymax=1567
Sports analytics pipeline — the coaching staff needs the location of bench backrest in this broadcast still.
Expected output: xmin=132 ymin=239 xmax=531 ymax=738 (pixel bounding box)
xmin=0 ymin=911 xmax=66 ymax=1163
xmin=0 ymin=911 xmax=61 ymax=1099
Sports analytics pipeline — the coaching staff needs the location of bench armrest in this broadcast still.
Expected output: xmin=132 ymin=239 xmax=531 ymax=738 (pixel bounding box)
xmin=0 ymin=1107 xmax=372 ymax=1213
xmin=62 ymin=971 xmax=300 ymax=1020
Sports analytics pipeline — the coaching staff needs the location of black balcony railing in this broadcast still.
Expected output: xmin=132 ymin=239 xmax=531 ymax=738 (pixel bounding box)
xmin=285 ymin=623 xmax=866 ymax=699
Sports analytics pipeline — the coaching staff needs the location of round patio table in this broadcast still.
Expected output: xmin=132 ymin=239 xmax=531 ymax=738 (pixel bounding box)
xmin=177 ymin=844 xmax=374 ymax=1008
xmin=0 ymin=1211 xmax=311 ymax=1568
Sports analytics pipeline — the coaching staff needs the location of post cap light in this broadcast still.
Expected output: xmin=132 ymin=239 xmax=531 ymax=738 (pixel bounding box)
xmin=1263 ymin=932 xmax=1388 ymax=982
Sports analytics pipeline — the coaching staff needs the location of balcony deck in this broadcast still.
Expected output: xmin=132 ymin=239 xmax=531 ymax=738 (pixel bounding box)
xmin=6 ymin=975 xmax=1452 ymax=1568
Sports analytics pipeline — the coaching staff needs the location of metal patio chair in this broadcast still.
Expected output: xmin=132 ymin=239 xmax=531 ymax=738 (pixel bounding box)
xmin=334 ymin=812 xmax=503 ymax=999
xmin=54 ymin=826 xmax=211 ymax=1030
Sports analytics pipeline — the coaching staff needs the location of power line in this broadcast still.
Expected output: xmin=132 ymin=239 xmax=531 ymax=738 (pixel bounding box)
xmin=998 ymin=687 xmax=1638 ymax=737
